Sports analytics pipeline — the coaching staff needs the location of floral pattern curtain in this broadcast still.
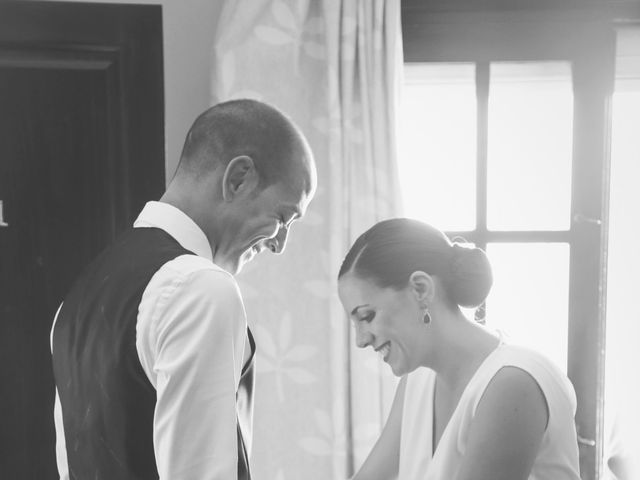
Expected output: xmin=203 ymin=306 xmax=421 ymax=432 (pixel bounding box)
xmin=212 ymin=1 xmax=403 ymax=478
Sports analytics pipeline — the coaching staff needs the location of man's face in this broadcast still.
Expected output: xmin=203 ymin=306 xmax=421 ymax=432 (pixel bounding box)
xmin=216 ymin=179 xmax=313 ymax=274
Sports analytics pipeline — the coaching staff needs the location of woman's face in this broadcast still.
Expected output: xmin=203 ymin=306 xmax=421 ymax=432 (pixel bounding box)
xmin=338 ymin=272 xmax=426 ymax=376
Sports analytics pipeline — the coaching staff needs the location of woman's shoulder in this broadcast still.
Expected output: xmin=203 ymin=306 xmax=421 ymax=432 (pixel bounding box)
xmin=493 ymin=344 xmax=567 ymax=382
xmin=494 ymin=343 xmax=562 ymax=371
xmin=486 ymin=344 xmax=577 ymax=414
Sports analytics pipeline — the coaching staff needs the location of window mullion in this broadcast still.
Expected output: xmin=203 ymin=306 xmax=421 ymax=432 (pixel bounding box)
xmin=476 ymin=61 xmax=490 ymax=249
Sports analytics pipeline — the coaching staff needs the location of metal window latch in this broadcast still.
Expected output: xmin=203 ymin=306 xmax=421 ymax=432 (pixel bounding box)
xmin=0 ymin=201 xmax=8 ymax=227
xmin=573 ymin=213 xmax=602 ymax=226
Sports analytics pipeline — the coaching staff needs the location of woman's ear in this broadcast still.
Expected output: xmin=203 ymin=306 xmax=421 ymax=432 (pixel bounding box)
xmin=222 ymin=155 xmax=258 ymax=201
xmin=408 ymin=271 xmax=435 ymax=305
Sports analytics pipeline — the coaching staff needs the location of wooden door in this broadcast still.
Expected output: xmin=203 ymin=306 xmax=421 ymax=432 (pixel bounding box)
xmin=0 ymin=2 xmax=164 ymax=478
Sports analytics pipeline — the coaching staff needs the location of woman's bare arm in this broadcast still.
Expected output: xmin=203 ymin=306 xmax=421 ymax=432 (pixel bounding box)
xmin=352 ymin=376 xmax=407 ymax=480
xmin=455 ymin=366 xmax=548 ymax=480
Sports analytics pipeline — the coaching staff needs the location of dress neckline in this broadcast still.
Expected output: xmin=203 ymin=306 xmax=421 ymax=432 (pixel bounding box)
xmin=431 ymin=342 xmax=504 ymax=457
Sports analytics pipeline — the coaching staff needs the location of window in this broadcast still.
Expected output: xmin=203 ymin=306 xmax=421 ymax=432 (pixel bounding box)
xmin=399 ymin=63 xmax=476 ymax=231
xmin=400 ymin=61 xmax=574 ymax=369
xmin=401 ymin=3 xmax=618 ymax=478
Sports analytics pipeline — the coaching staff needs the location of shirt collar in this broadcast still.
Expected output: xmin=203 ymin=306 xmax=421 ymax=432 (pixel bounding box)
xmin=133 ymin=201 xmax=213 ymax=261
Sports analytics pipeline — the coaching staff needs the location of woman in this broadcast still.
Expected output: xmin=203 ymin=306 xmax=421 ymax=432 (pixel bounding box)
xmin=338 ymin=218 xmax=580 ymax=480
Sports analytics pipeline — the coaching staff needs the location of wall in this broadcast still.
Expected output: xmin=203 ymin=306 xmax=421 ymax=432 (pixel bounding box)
xmin=39 ymin=0 xmax=225 ymax=183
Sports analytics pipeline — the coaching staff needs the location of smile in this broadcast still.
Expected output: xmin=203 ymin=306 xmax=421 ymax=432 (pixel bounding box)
xmin=246 ymin=244 xmax=261 ymax=257
xmin=249 ymin=238 xmax=268 ymax=254
xmin=375 ymin=342 xmax=391 ymax=361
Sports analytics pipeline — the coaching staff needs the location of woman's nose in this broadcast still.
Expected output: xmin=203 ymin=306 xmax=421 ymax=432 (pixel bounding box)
xmin=355 ymin=325 xmax=373 ymax=349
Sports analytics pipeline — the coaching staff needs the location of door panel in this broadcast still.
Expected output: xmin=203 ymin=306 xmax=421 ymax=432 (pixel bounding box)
xmin=0 ymin=3 xmax=164 ymax=478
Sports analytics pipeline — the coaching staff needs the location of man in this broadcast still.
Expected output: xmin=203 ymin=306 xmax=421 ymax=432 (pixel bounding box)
xmin=50 ymin=99 xmax=317 ymax=479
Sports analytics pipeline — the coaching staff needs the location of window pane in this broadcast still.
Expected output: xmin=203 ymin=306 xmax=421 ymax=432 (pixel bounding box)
xmin=399 ymin=63 xmax=476 ymax=231
xmin=487 ymin=62 xmax=573 ymax=231
xmin=485 ymin=243 xmax=569 ymax=371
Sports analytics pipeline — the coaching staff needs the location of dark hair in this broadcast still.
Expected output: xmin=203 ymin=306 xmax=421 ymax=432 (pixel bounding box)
xmin=176 ymin=99 xmax=308 ymax=187
xmin=338 ymin=218 xmax=493 ymax=309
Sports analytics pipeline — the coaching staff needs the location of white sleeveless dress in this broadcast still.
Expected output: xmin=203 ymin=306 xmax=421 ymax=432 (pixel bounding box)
xmin=398 ymin=344 xmax=581 ymax=480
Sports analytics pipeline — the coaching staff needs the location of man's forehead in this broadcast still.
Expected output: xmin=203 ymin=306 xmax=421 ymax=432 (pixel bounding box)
xmin=278 ymin=183 xmax=312 ymax=215
xmin=285 ymin=141 xmax=317 ymax=194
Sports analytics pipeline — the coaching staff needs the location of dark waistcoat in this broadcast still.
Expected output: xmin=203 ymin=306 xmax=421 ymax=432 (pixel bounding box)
xmin=52 ymin=227 xmax=253 ymax=480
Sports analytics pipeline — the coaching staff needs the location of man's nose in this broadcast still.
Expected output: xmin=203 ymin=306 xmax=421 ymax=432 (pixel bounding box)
xmin=266 ymin=225 xmax=289 ymax=254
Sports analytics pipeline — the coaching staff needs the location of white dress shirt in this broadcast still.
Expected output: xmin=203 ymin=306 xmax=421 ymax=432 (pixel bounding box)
xmin=52 ymin=201 xmax=251 ymax=480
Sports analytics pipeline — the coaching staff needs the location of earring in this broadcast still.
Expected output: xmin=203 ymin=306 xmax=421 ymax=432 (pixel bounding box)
xmin=422 ymin=306 xmax=431 ymax=325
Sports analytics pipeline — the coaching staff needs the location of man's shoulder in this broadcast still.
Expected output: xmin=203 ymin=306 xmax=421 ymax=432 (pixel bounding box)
xmin=167 ymin=253 xmax=225 ymax=273
xmin=140 ymin=255 xmax=245 ymax=337
xmin=157 ymin=254 xmax=240 ymax=297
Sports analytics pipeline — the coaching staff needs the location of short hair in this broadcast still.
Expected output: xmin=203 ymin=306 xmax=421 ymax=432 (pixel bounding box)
xmin=338 ymin=218 xmax=493 ymax=309
xmin=176 ymin=99 xmax=308 ymax=187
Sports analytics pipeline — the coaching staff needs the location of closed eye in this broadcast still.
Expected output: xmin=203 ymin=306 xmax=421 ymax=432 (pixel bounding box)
xmin=280 ymin=208 xmax=301 ymax=228
xmin=360 ymin=312 xmax=376 ymax=323
xmin=277 ymin=217 xmax=290 ymax=230
xmin=283 ymin=214 xmax=299 ymax=229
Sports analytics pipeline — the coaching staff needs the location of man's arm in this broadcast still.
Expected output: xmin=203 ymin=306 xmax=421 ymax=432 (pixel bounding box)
xmin=143 ymin=266 xmax=246 ymax=479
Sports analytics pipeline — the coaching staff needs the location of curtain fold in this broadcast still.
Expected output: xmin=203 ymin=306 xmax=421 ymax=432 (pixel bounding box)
xmin=212 ymin=1 xmax=403 ymax=478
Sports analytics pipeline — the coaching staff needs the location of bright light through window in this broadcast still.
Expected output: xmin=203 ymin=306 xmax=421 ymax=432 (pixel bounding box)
xmin=398 ymin=62 xmax=574 ymax=372
xmin=486 ymin=243 xmax=569 ymax=371
xmin=399 ymin=63 xmax=476 ymax=231
xmin=487 ymin=62 xmax=573 ymax=231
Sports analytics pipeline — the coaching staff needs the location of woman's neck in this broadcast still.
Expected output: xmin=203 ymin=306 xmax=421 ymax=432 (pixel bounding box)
xmin=425 ymin=313 xmax=501 ymax=393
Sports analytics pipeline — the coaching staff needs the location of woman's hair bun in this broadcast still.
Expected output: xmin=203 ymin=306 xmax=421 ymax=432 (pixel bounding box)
xmin=446 ymin=244 xmax=493 ymax=308
xmin=338 ymin=219 xmax=495 ymax=311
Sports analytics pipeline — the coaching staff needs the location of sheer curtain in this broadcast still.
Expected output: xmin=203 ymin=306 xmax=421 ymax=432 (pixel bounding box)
xmin=211 ymin=1 xmax=403 ymax=478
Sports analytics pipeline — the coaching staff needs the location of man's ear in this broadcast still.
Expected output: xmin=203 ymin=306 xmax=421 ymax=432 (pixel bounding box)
xmin=221 ymin=155 xmax=258 ymax=201
xmin=408 ymin=271 xmax=435 ymax=304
